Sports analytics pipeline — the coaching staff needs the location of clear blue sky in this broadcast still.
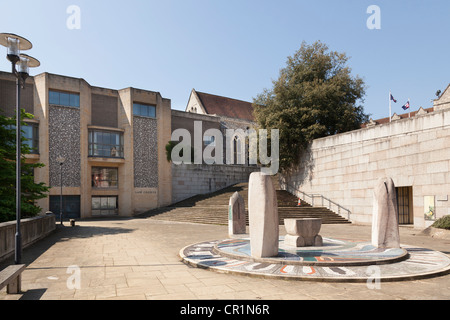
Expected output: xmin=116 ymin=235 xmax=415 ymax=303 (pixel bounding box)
xmin=1 ymin=0 xmax=449 ymax=120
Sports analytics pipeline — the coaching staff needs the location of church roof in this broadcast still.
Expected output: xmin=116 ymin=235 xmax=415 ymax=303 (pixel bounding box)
xmin=195 ymin=90 xmax=255 ymax=121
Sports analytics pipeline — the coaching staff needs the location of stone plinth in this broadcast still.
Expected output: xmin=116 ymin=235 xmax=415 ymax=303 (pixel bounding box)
xmin=248 ymin=172 xmax=279 ymax=258
xmin=284 ymin=218 xmax=323 ymax=247
xmin=228 ymin=192 xmax=246 ymax=237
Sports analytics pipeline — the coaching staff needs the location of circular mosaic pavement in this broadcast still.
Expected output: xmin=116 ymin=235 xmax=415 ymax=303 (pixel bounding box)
xmin=179 ymin=237 xmax=450 ymax=282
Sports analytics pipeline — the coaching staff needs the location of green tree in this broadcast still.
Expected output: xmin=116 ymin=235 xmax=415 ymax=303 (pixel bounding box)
xmin=253 ymin=41 xmax=369 ymax=172
xmin=0 ymin=109 xmax=49 ymax=222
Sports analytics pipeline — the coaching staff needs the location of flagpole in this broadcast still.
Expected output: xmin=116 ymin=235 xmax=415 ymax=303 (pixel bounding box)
xmin=408 ymin=98 xmax=411 ymax=118
xmin=389 ymin=90 xmax=392 ymax=122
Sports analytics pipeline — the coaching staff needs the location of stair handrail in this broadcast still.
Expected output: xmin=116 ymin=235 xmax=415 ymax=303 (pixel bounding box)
xmin=284 ymin=183 xmax=351 ymax=221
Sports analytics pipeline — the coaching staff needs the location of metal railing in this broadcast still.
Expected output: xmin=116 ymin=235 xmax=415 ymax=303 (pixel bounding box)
xmin=284 ymin=184 xmax=351 ymax=221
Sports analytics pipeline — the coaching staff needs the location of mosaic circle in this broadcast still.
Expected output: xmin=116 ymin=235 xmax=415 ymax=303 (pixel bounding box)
xmin=180 ymin=238 xmax=450 ymax=282
xmin=213 ymin=237 xmax=409 ymax=266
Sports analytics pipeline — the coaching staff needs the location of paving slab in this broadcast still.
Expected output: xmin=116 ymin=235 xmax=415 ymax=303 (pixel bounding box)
xmin=0 ymin=218 xmax=449 ymax=300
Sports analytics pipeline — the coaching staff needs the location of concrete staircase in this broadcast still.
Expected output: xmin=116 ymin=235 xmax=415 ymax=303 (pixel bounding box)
xmin=143 ymin=178 xmax=350 ymax=226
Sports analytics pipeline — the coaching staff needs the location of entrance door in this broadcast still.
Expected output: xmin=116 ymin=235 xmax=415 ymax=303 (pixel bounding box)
xmin=49 ymin=195 xmax=81 ymax=220
xmin=396 ymin=187 xmax=413 ymax=224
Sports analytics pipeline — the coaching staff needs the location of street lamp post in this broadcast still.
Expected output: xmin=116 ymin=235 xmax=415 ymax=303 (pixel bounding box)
xmin=0 ymin=33 xmax=40 ymax=265
xmin=56 ymin=156 xmax=65 ymax=225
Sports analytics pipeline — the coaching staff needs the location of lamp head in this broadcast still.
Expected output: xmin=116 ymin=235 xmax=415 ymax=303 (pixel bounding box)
xmin=0 ymin=33 xmax=32 ymax=64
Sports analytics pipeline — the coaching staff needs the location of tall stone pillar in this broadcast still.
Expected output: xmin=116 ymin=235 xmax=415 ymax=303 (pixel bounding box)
xmin=228 ymin=192 xmax=246 ymax=237
xmin=372 ymin=177 xmax=401 ymax=248
xmin=248 ymin=172 xmax=279 ymax=258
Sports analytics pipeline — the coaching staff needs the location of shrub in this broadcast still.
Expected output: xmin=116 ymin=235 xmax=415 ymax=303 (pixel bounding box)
xmin=432 ymin=215 xmax=450 ymax=230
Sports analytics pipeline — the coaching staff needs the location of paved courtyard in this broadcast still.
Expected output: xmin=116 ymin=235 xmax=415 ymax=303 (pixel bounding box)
xmin=1 ymin=217 xmax=449 ymax=300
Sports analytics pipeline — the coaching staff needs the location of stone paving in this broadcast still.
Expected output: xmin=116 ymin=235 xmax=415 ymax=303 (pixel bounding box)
xmin=1 ymin=217 xmax=449 ymax=300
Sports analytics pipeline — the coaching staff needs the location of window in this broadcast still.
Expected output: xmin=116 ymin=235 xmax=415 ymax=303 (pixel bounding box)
xmin=6 ymin=123 xmax=39 ymax=154
xmin=92 ymin=196 xmax=118 ymax=216
xmin=49 ymin=90 xmax=80 ymax=108
xmin=23 ymin=123 xmax=39 ymax=154
xmin=88 ymin=130 xmax=124 ymax=158
xmin=133 ymin=103 xmax=156 ymax=118
xmin=92 ymin=167 xmax=118 ymax=188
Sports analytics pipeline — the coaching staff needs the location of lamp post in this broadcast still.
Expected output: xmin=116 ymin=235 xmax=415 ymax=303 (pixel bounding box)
xmin=0 ymin=33 xmax=40 ymax=265
xmin=56 ymin=156 xmax=65 ymax=225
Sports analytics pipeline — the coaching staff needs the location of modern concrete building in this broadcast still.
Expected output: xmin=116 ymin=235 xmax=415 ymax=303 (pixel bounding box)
xmin=0 ymin=71 xmax=172 ymax=219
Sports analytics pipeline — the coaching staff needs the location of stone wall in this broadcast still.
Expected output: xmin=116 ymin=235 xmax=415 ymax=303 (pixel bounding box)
xmin=133 ymin=116 xmax=158 ymax=188
xmin=48 ymin=106 xmax=81 ymax=187
xmin=0 ymin=215 xmax=56 ymax=262
xmin=281 ymin=108 xmax=450 ymax=229
xmin=172 ymin=163 xmax=259 ymax=203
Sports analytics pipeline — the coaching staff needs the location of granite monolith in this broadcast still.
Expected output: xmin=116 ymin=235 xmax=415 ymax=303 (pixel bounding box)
xmin=248 ymin=172 xmax=279 ymax=258
xmin=228 ymin=192 xmax=246 ymax=237
xmin=372 ymin=177 xmax=401 ymax=248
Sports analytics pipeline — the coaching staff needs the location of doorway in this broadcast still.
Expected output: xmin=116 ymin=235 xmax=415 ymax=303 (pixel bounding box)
xmin=396 ymin=187 xmax=413 ymax=225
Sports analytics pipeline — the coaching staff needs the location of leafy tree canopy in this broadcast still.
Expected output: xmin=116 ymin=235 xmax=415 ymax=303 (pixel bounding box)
xmin=0 ymin=109 xmax=49 ymax=222
xmin=253 ymin=41 xmax=369 ymax=172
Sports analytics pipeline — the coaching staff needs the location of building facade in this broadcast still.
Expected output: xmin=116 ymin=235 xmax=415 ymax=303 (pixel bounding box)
xmin=0 ymin=71 xmax=172 ymax=219
xmin=281 ymin=101 xmax=450 ymax=229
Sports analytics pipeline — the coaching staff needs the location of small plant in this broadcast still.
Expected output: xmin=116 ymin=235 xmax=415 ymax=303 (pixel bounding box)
xmin=432 ymin=215 xmax=450 ymax=230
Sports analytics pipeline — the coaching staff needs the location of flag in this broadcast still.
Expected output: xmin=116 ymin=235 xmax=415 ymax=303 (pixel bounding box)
xmin=402 ymin=101 xmax=410 ymax=110
xmin=390 ymin=94 xmax=397 ymax=103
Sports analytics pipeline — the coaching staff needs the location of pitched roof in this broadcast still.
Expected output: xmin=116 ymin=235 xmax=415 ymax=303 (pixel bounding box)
xmin=195 ymin=90 xmax=255 ymax=121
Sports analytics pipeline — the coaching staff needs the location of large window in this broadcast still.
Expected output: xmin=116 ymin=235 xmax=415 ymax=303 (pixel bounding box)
xmin=49 ymin=90 xmax=80 ymax=108
xmin=92 ymin=196 xmax=118 ymax=216
xmin=92 ymin=167 xmax=118 ymax=188
xmin=23 ymin=123 xmax=39 ymax=154
xmin=88 ymin=130 xmax=124 ymax=158
xmin=133 ymin=103 xmax=156 ymax=118
xmin=7 ymin=123 xmax=39 ymax=154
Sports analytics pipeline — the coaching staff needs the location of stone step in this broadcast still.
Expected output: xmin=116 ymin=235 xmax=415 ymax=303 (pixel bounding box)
xmin=142 ymin=180 xmax=350 ymax=225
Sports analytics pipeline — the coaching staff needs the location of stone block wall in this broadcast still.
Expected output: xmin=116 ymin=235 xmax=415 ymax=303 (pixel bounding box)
xmin=281 ymin=108 xmax=450 ymax=229
xmin=172 ymin=163 xmax=259 ymax=203
xmin=0 ymin=215 xmax=55 ymax=263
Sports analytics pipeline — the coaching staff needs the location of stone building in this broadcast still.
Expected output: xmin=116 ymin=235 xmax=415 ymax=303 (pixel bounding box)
xmin=281 ymin=92 xmax=450 ymax=229
xmin=434 ymin=84 xmax=450 ymax=111
xmin=0 ymin=71 xmax=172 ymax=219
xmin=185 ymin=89 xmax=256 ymax=165
xmin=170 ymin=109 xmax=258 ymax=203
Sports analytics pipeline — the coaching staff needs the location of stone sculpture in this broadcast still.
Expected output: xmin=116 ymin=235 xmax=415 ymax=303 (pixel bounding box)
xmin=228 ymin=192 xmax=246 ymax=237
xmin=248 ymin=172 xmax=279 ymax=258
xmin=284 ymin=218 xmax=323 ymax=247
xmin=372 ymin=177 xmax=401 ymax=248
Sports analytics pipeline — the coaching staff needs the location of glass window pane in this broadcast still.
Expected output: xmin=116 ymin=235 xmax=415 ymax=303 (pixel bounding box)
xmin=92 ymin=197 xmax=101 ymax=210
xmin=110 ymin=133 xmax=116 ymax=145
xmin=22 ymin=125 xmax=32 ymax=139
xmin=143 ymin=105 xmax=150 ymax=117
xmin=49 ymin=91 xmax=59 ymax=105
xmin=148 ymin=106 xmax=156 ymax=118
xmin=133 ymin=104 xmax=140 ymax=116
xmin=70 ymin=94 xmax=80 ymax=107
xmin=100 ymin=197 xmax=108 ymax=209
xmin=108 ymin=197 xmax=117 ymax=209
xmin=60 ymin=93 xmax=70 ymax=106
